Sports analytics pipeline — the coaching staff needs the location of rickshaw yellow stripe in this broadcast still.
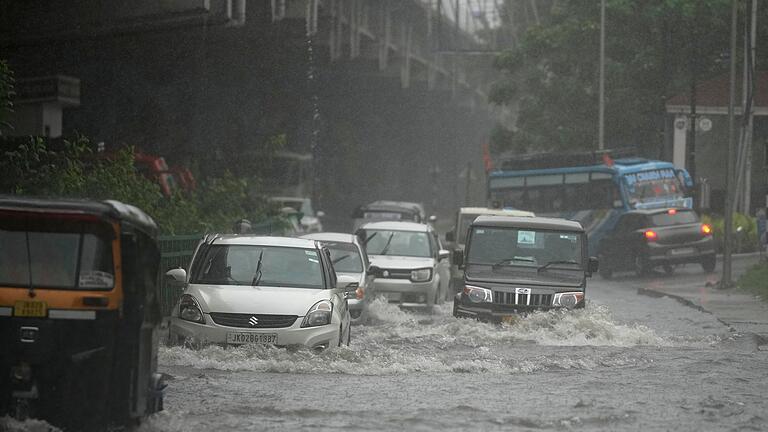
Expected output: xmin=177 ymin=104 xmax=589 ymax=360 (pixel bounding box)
xmin=48 ymin=310 xmax=96 ymax=320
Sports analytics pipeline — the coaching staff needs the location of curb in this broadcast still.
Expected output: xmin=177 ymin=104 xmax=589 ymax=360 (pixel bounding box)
xmin=636 ymin=287 xmax=734 ymax=330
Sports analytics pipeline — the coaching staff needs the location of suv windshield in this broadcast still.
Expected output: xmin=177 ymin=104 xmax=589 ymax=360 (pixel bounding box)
xmin=325 ymin=242 xmax=364 ymax=273
xmin=0 ymin=218 xmax=115 ymax=290
xmin=362 ymin=230 xmax=432 ymax=258
xmin=191 ymin=245 xmax=325 ymax=289
xmin=467 ymin=226 xmax=583 ymax=270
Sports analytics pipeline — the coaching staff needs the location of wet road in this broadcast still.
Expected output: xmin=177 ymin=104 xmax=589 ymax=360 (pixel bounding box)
xmin=129 ymin=260 xmax=768 ymax=432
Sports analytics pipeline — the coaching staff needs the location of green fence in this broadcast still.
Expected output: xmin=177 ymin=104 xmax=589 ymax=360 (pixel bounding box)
xmin=157 ymin=219 xmax=290 ymax=315
xmin=159 ymin=234 xmax=202 ymax=316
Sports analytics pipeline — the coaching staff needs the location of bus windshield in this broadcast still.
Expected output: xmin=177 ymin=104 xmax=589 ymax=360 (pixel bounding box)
xmin=622 ymin=168 xmax=684 ymax=205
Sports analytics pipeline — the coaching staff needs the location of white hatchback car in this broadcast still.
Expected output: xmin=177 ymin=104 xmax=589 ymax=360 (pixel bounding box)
xmin=166 ymin=235 xmax=353 ymax=350
xmin=356 ymin=221 xmax=451 ymax=308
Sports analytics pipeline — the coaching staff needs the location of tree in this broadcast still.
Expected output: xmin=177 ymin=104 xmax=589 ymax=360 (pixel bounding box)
xmin=0 ymin=59 xmax=13 ymax=133
xmin=488 ymin=0 xmax=756 ymax=156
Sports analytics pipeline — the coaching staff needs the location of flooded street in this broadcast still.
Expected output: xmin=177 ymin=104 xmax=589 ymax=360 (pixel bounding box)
xmin=143 ymin=264 xmax=768 ymax=432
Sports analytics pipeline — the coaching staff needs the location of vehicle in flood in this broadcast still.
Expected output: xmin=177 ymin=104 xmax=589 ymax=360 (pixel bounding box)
xmin=357 ymin=221 xmax=451 ymax=308
xmin=453 ymin=215 xmax=599 ymax=322
xmin=597 ymin=208 xmax=715 ymax=278
xmin=0 ymin=197 xmax=165 ymax=430
xmin=301 ymin=232 xmax=374 ymax=323
xmin=166 ymin=235 xmax=354 ymax=351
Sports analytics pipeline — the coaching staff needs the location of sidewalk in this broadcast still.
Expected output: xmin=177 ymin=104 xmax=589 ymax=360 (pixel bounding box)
xmin=637 ymin=253 xmax=768 ymax=336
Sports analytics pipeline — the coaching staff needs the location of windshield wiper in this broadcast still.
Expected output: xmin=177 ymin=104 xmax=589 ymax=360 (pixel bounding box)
xmin=333 ymin=254 xmax=352 ymax=264
xmin=251 ymin=250 xmax=265 ymax=286
xmin=492 ymin=256 xmax=535 ymax=268
xmin=379 ymin=233 xmax=396 ymax=256
xmin=537 ymin=260 xmax=579 ymax=273
xmin=363 ymin=232 xmax=378 ymax=245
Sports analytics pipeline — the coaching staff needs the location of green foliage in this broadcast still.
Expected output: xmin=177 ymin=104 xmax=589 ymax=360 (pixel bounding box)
xmin=701 ymin=213 xmax=759 ymax=254
xmin=0 ymin=136 xmax=271 ymax=235
xmin=0 ymin=59 xmax=13 ymax=132
xmin=737 ymin=263 xmax=768 ymax=302
xmin=489 ymin=0 xmax=749 ymax=155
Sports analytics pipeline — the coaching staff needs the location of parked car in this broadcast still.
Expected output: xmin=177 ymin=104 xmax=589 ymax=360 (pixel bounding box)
xmin=445 ymin=207 xmax=535 ymax=293
xmin=351 ymin=200 xmax=430 ymax=231
xmin=269 ymin=196 xmax=324 ymax=233
xmin=301 ymin=232 xmax=374 ymax=323
xmin=597 ymin=208 xmax=715 ymax=278
xmin=356 ymin=221 xmax=451 ymax=308
xmin=166 ymin=235 xmax=353 ymax=351
xmin=453 ymin=215 xmax=598 ymax=322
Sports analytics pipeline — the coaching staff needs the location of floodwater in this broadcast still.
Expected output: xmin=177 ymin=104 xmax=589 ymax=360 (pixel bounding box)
xmin=4 ymin=269 xmax=767 ymax=432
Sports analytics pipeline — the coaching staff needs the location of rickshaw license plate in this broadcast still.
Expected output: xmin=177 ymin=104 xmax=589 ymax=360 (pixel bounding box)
xmin=14 ymin=301 xmax=48 ymax=318
xmin=501 ymin=315 xmax=519 ymax=324
xmin=226 ymin=332 xmax=277 ymax=345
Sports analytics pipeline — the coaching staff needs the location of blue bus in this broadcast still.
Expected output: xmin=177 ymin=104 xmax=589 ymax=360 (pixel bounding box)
xmin=487 ymin=153 xmax=694 ymax=254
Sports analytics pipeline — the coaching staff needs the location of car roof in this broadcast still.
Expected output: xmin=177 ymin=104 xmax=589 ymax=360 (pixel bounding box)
xmin=358 ymin=201 xmax=421 ymax=214
xmin=212 ymin=235 xmax=319 ymax=248
xmin=358 ymin=221 xmax=431 ymax=232
xmin=458 ymin=207 xmax=535 ymax=217
xmin=300 ymin=232 xmax=357 ymax=244
xmin=471 ymin=215 xmax=584 ymax=232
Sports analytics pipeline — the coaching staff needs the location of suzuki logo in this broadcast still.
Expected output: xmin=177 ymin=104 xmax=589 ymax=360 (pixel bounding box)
xmin=248 ymin=316 xmax=259 ymax=326
xmin=382 ymin=270 xmax=390 ymax=278
xmin=514 ymin=288 xmax=531 ymax=295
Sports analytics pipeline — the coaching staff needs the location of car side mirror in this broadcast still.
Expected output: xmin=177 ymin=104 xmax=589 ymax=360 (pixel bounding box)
xmin=428 ymin=215 xmax=438 ymax=223
xmin=165 ymin=268 xmax=187 ymax=284
xmin=445 ymin=230 xmax=455 ymax=242
xmin=452 ymin=250 xmax=464 ymax=268
xmin=317 ymin=210 xmax=326 ymax=218
xmin=587 ymin=256 xmax=599 ymax=276
xmin=337 ymin=274 xmax=359 ymax=290
xmin=368 ymin=265 xmax=382 ymax=277
xmin=438 ymin=249 xmax=450 ymax=261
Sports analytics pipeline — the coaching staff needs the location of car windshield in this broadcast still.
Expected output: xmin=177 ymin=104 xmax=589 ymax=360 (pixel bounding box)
xmin=0 ymin=218 xmax=115 ymax=290
xmin=190 ymin=245 xmax=325 ymax=289
xmin=325 ymin=242 xmax=364 ymax=273
xmin=363 ymin=230 xmax=432 ymax=258
xmin=649 ymin=210 xmax=699 ymax=226
xmin=467 ymin=226 xmax=583 ymax=270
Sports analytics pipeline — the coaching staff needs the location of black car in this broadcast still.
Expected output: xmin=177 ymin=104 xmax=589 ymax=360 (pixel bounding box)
xmin=597 ymin=208 xmax=715 ymax=278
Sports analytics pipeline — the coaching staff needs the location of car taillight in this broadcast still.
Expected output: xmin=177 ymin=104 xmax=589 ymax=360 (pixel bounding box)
xmin=701 ymin=223 xmax=713 ymax=236
xmin=668 ymin=209 xmax=677 ymax=215
xmin=644 ymin=230 xmax=658 ymax=242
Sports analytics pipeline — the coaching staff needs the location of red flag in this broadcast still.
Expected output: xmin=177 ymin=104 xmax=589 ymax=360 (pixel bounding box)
xmin=602 ymin=153 xmax=614 ymax=167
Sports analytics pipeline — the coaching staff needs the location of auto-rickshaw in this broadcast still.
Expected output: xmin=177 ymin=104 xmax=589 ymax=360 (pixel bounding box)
xmin=0 ymin=196 xmax=165 ymax=430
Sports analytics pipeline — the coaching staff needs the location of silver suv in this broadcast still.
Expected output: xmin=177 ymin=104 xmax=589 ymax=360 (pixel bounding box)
xmin=356 ymin=221 xmax=450 ymax=308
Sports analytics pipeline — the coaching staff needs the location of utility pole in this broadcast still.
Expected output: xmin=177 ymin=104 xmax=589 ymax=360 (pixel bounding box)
xmin=687 ymin=8 xmax=698 ymax=182
xmin=598 ymin=0 xmax=605 ymax=151
xmin=723 ymin=0 xmax=738 ymax=288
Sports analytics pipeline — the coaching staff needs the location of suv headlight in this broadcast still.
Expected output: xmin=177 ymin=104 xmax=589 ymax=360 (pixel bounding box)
xmin=178 ymin=294 xmax=205 ymax=324
xmin=552 ymin=292 xmax=584 ymax=308
xmin=463 ymin=285 xmax=492 ymax=303
xmin=410 ymin=268 xmax=432 ymax=282
xmin=301 ymin=300 xmax=333 ymax=328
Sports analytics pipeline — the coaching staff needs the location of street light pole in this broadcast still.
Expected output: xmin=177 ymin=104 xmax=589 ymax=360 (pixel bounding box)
xmin=598 ymin=0 xmax=605 ymax=151
xmin=723 ymin=0 xmax=738 ymax=288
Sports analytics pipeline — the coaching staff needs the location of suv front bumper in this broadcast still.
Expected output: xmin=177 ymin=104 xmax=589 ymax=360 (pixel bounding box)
xmin=371 ymin=278 xmax=438 ymax=306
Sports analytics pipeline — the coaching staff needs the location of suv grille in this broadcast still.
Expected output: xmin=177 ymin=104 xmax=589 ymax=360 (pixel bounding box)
xmin=209 ymin=313 xmax=297 ymax=328
xmin=493 ymin=292 xmax=553 ymax=307
xmin=378 ymin=269 xmax=412 ymax=279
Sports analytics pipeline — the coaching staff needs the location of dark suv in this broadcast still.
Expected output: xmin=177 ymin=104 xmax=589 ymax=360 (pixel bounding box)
xmin=453 ymin=215 xmax=598 ymax=322
xmin=597 ymin=208 xmax=715 ymax=278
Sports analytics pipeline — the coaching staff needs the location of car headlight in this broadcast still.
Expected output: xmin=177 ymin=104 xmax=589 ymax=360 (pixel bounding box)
xmin=178 ymin=294 xmax=205 ymax=324
xmin=410 ymin=268 xmax=432 ymax=282
xmin=301 ymin=300 xmax=333 ymax=328
xmin=552 ymin=292 xmax=584 ymax=308
xmin=463 ymin=285 xmax=492 ymax=303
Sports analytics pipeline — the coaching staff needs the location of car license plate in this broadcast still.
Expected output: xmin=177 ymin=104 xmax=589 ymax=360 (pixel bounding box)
xmin=14 ymin=301 xmax=47 ymax=318
xmin=501 ymin=315 xmax=519 ymax=324
xmin=226 ymin=332 xmax=277 ymax=345
xmin=669 ymin=247 xmax=695 ymax=256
